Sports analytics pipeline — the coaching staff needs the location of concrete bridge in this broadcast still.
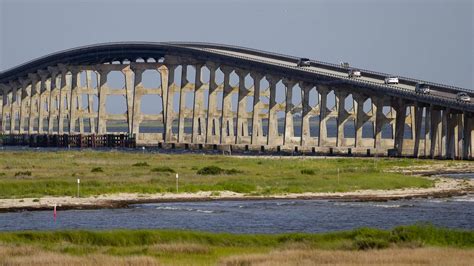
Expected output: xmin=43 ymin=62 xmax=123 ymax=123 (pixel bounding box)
xmin=0 ymin=42 xmax=472 ymax=159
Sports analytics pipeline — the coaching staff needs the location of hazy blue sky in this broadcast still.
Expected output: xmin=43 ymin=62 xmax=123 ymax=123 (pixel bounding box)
xmin=1 ymin=0 xmax=473 ymax=90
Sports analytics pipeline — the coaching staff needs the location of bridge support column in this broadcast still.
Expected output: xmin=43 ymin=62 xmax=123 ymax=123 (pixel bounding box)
xmin=354 ymin=94 xmax=365 ymax=148
xmin=413 ymin=104 xmax=423 ymax=158
xmin=283 ymin=79 xmax=296 ymax=146
xmin=85 ymin=70 xmax=97 ymax=134
xmin=423 ymin=106 xmax=431 ymax=157
xmin=47 ymin=68 xmax=59 ymax=134
xmin=159 ymin=65 xmax=170 ymax=141
xmin=300 ymin=83 xmax=312 ymax=147
xmin=374 ymin=98 xmax=384 ymax=151
xmin=393 ymin=99 xmax=406 ymax=156
xmin=430 ymin=109 xmax=442 ymax=158
xmin=58 ymin=68 xmax=71 ymax=134
xmin=336 ymin=90 xmax=347 ymax=147
xmin=462 ymin=113 xmax=471 ymax=159
xmin=18 ymin=79 xmax=30 ymax=134
xmin=266 ymin=75 xmax=279 ymax=146
xmin=235 ymin=69 xmax=249 ymax=144
xmin=441 ymin=109 xmax=449 ymax=159
xmin=130 ymin=67 xmax=143 ymax=135
xmin=97 ymin=69 xmax=109 ymax=134
xmin=192 ymin=64 xmax=205 ymax=143
xmin=123 ymin=67 xmax=136 ymax=135
xmin=205 ymin=64 xmax=218 ymax=144
xmin=76 ymin=71 xmax=85 ymax=134
xmin=220 ymin=66 xmax=233 ymax=144
xmin=250 ymin=72 xmax=263 ymax=145
xmin=317 ymin=85 xmax=329 ymax=147
xmin=28 ymin=74 xmax=40 ymax=134
xmin=37 ymin=72 xmax=50 ymax=134
xmin=164 ymin=64 xmax=177 ymax=142
xmin=453 ymin=114 xmax=461 ymax=159
xmin=69 ymin=69 xmax=80 ymax=134
xmin=1 ymin=85 xmax=12 ymax=134
xmin=446 ymin=111 xmax=456 ymax=159
xmin=468 ymin=116 xmax=474 ymax=159
xmin=10 ymin=84 xmax=19 ymax=134
xmin=177 ymin=65 xmax=188 ymax=143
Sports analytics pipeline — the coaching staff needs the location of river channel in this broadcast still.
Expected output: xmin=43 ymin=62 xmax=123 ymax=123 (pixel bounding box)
xmin=1 ymin=196 xmax=472 ymax=233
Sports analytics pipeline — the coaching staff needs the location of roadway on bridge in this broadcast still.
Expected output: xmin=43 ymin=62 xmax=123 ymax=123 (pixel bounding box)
xmin=195 ymin=47 xmax=467 ymax=103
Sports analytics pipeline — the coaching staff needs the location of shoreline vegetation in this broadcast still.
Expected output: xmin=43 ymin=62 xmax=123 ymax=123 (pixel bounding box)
xmin=0 ymin=150 xmax=472 ymax=212
xmin=0 ymin=225 xmax=472 ymax=265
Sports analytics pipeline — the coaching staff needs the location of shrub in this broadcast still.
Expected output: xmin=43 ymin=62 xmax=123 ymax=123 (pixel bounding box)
xmin=151 ymin=166 xmax=175 ymax=173
xmin=197 ymin=166 xmax=242 ymax=175
xmin=32 ymin=199 xmax=39 ymax=202
xmin=197 ymin=166 xmax=223 ymax=175
xmin=354 ymin=237 xmax=389 ymax=250
xmin=14 ymin=171 xmax=32 ymax=178
xmin=224 ymin=168 xmax=243 ymax=175
xmin=133 ymin=162 xmax=149 ymax=167
xmin=91 ymin=167 xmax=103 ymax=173
xmin=300 ymin=169 xmax=315 ymax=175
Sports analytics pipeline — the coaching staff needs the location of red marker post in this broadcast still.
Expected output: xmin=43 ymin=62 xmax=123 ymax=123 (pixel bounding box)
xmin=53 ymin=204 xmax=57 ymax=222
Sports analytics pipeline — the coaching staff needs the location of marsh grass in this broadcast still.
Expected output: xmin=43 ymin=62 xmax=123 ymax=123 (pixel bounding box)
xmin=132 ymin=162 xmax=149 ymax=167
xmin=91 ymin=167 xmax=103 ymax=173
xmin=150 ymin=166 xmax=175 ymax=173
xmin=0 ymin=151 xmax=448 ymax=198
xmin=0 ymin=225 xmax=471 ymax=265
xmin=220 ymin=247 xmax=474 ymax=266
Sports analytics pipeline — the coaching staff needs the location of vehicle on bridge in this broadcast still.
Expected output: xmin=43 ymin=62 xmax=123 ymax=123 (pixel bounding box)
xmin=348 ymin=69 xmax=361 ymax=78
xmin=456 ymin=92 xmax=471 ymax=103
xmin=340 ymin=62 xmax=350 ymax=68
xmin=384 ymin=76 xmax=399 ymax=84
xmin=415 ymin=83 xmax=431 ymax=94
xmin=297 ymin=58 xmax=311 ymax=67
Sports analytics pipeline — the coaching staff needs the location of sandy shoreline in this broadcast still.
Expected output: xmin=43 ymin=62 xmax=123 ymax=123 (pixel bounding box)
xmin=0 ymin=176 xmax=472 ymax=213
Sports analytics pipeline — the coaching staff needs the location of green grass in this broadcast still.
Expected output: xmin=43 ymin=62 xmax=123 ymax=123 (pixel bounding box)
xmin=0 ymin=225 xmax=471 ymax=265
xmin=0 ymin=150 xmax=452 ymax=198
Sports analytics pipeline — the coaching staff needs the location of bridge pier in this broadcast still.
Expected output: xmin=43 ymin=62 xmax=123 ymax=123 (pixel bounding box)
xmin=0 ymin=48 xmax=472 ymax=160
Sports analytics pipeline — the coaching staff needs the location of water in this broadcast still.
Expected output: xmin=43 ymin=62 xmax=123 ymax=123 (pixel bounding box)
xmin=0 ymin=196 xmax=472 ymax=233
xmin=442 ymin=173 xmax=474 ymax=179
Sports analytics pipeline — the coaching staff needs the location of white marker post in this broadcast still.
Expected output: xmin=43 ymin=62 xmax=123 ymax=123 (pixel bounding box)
xmin=77 ymin=178 xmax=80 ymax=198
xmin=176 ymin=173 xmax=179 ymax=193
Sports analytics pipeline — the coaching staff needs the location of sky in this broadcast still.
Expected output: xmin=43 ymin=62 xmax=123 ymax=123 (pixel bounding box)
xmin=0 ymin=0 xmax=473 ymax=114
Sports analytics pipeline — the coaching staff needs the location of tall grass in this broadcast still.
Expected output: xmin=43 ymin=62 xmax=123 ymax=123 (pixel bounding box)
xmin=0 ymin=225 xmax=471 ymax=265
xmin=0 ymin=225 xmax=471 ymax=249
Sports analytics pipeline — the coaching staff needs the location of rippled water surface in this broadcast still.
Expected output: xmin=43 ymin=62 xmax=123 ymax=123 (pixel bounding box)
xmin=1 ymin=196 xmax=473 ymax=233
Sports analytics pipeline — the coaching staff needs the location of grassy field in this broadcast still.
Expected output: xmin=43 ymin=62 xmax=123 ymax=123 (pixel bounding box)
xmin=0 ymin=150 xmax=448 ymax=198
xmin=0 ymin=225 xmax=472 ymax=265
